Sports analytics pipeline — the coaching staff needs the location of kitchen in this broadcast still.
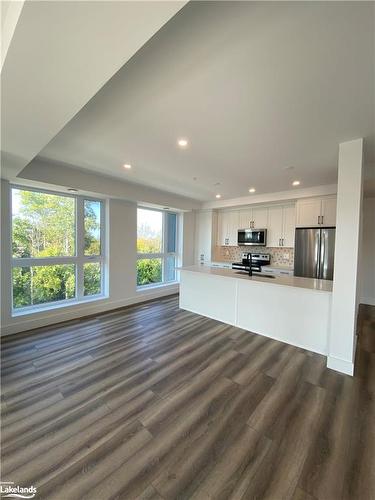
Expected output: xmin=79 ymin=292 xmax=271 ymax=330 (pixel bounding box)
xmin=180 ymin=192 xmax=338 ymax=361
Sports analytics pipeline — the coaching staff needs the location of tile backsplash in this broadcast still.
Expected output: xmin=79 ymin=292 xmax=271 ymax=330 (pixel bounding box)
xmin=214 ymin=246 xmax=294 ymax=267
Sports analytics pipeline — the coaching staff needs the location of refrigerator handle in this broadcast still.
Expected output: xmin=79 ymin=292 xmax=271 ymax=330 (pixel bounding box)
xmin=319 ymin=230 xmax=326 ymax=279
xmin=315 ymin=230 xmax=321 ymax=278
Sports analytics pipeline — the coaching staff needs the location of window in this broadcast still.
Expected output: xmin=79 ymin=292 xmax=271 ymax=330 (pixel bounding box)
xmin=11 ymin=187 xmax=105 ymax=312
xmin=137 ymin=208 xmax=178 ymax=287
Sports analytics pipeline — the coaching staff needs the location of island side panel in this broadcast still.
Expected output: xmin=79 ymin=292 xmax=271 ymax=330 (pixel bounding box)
xmin=179 ymin=270 xmax=237 ymax=326
xmin=236 ymin=279 xmax=331 ymax=355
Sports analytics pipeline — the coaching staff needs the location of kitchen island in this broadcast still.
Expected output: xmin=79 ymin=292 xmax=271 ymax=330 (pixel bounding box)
xmin=179 ymin=265 xmax=332 ymax=355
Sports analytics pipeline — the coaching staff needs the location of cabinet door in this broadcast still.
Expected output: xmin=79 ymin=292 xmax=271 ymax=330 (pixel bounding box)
xmin=282 ymin=205 xmax=296 ymax=247
xmin=278 ymin=269 xmax=294 ymax=277
xmin=262 ymin=268 xmax=276 ymax=275
xmin=296 ymin=198 xmax=322 ymax=227
xmin=321 ymin=197 xmax=337 ymax=226
xmin=228 ymin=211 xmax=240 ymax=245
xmin=239 ymin=209 xmax=252 ymax=229
xmin=267 ymin=206 xmax=283 ymax=247
xmin=252 ymin=207 xmax=268 ymax=228
xmin=196 ymin=211 xmax=214 ymax=262
xmin=217 ymin=211 xmax=229 ymax=245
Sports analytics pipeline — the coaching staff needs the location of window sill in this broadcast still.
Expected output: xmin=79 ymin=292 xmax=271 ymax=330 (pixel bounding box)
xmin=11 ymin=294 xmax=109 ymax=317
xmin=136 ymin=281 xmax=179 ymax=292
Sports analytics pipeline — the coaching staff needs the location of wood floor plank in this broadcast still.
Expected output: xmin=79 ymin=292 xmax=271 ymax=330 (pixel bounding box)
xmin=1 ymin=295 xmax=374 ymax=500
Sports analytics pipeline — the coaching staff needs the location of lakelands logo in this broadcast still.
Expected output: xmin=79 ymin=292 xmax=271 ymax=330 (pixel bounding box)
xmin=0 ymin=482 xmax=37 ymax=499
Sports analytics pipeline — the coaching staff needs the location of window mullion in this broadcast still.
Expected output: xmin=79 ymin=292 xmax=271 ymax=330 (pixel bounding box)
xmin=76 ymin=197 xmax=84 ymax=300
xmin=162 ymin=212 xmax=167 ymax=283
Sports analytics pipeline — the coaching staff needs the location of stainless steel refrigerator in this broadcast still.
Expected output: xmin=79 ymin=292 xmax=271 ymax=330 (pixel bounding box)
xmin=294 ymin=228 xmax=335 ymax=280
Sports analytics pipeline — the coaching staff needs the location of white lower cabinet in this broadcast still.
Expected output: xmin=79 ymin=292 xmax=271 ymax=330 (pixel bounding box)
xmin=262 ymin=267 xmax=294 ymax=277
xmin=210 ymin=262 xmax=232 ymax=269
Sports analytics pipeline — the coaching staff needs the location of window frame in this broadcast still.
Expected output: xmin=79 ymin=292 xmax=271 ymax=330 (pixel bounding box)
xmin=10 ymin=184 xmax=106 ymax=314
xmin=136 ymin=206 xmax=179 ymax=288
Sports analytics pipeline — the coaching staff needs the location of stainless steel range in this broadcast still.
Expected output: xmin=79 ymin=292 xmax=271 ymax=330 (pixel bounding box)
xmin=232 ymin=252 xmax=270 ymax=272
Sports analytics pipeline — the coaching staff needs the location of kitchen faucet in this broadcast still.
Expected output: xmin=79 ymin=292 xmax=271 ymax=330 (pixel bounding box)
xmin=247 ymin=253 xmax=252 ymax=276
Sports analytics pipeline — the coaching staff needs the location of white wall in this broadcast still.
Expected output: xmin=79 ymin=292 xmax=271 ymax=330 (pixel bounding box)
xmin=328 ymin=139 xmax=363 ymax=376
xmin=0 ymin=178 xmax=196 ymax=335
xmin=360 ymin=197 xmax=375 ymax=305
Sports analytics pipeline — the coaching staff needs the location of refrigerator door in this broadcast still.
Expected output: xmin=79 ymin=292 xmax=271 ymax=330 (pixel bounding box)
xmin=294 ymin=228 xmax=321 ymax=278
xmin=319 ymin=228 xmax=335 ymax=280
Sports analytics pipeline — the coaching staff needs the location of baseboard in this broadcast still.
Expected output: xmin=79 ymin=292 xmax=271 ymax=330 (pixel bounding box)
xmin=360 ymin=296 xmax=375 ymax=306
xmin=0 ymin=284 xmax=179 ymax=337
xmin=327 ymin=355 xmax=354 ymax=376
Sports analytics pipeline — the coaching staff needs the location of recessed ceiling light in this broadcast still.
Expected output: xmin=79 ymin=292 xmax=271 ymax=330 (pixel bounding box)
xmin=292 ymin=180 xmax=300 ymax=186
xmin=248 ymin=188 xmax=256 ymax=193
xmin=67 ymin=188 xmax=78 ymax=193
xmin=123 ymin=163 xmax=132 ymax=169
xmin=178 ymin=138 xmax=188 ymax=147
xmin=215 ymin=194 xmax=221 ymax=199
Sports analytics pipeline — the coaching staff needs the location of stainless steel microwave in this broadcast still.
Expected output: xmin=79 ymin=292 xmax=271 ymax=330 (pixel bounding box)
xmin=237 ymin=228 xmax=267 ymax=246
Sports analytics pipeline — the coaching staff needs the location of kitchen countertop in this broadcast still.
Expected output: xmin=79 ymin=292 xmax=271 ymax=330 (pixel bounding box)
xmin=179 ymin=265 xmax=333 ymax=292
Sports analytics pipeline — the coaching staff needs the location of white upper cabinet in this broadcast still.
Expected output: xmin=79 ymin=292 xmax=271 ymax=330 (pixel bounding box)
xmin=267 ymin=206 xmax=283 ymax=247
xmin=296 ymin=196 xmax=337 ymax=227
xmin=239 ymin=207 xmax=268 ymax=229
xmin=239 ymin=209 xmax=252 ymax=229
xmin=217 ymin=211 xmax=228 ymax=246
xmin=321 ymin=197 xmax=337 ymax=226
xmin=217 ymin=210 xmax=239 ymax=246
xmin=267 ymin=204 xmax=295 ymax=248
xmin=228 ymin=211 xmax=240 ymax=245
xmin=295 ymin=198 xmax=322 ymax=226
xmin=282 ymin=205 xmax=296 ymax=247
xmin=252 ymin=207 xmax=268 ymax=229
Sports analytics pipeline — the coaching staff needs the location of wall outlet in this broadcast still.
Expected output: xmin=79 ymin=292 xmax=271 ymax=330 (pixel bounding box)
xmin=283 ymin=253 xmax=290 ymax=259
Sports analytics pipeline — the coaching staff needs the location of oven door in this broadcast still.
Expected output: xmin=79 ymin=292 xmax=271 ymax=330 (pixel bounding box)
xmin=237 ymin=229 xmax=267 ymax=246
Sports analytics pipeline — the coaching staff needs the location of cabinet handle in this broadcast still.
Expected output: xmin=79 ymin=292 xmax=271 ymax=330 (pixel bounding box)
xmin=282 ymin=238 xmax=284 ymax=246
xmin=321 ymin=215 xmax=324 ymax=225
xmin=279 ymin=238 xmax=281 ymax=246
xmin=317 ymin=215 xmax=320 ymax=225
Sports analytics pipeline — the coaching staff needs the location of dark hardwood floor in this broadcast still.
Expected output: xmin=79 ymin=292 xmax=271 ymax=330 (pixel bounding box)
xmin=1 ymin=296 xmax=374 ymax=499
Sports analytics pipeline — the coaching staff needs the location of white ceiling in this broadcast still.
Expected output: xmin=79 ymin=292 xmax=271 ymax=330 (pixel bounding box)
xmin=1 ymin=0 xmax=186 ymax=178
xmin=8 ymin=1 xmax=375 ymax=202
